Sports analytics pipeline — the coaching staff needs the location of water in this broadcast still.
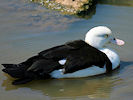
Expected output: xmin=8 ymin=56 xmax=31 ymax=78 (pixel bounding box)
xmin=0 ymin=0 xmax=133 ymax=100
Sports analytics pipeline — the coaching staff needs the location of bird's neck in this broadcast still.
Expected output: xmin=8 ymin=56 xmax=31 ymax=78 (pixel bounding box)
xmin=84 ymin=40 xmax=104 ymax=49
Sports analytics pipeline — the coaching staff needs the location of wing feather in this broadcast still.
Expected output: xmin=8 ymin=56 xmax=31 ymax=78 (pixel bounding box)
xmin=63 ymin=45 xmax=112 ymax=74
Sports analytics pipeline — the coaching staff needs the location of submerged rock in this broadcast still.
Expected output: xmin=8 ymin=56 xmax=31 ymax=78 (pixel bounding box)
xmin=31 ymin=0 xmax=97 ymax=15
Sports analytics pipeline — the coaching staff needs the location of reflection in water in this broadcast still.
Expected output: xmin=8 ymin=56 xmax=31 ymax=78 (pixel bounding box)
xmin=98 ymin=0 xmax=133 ymax=7
xmin=2 ymin=61 xmax=133 ymax=99
xmin=0 ymin=0 xmax=81 ymax=33
xmin=2 ymin=71 xmax=123 ymax=99
xmin=77 ymin=3 xmax=96 ymax=19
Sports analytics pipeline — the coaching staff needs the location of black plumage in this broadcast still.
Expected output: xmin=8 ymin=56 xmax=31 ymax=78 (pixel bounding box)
xmin=2 ymin=40 xmax=112 ymax=85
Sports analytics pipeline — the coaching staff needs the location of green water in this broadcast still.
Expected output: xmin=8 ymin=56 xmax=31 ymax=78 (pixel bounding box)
xmin=0 ymin=0 xmax=133 ymax=100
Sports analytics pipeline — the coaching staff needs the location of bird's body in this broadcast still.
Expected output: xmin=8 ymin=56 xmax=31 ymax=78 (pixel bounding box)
xmin=51 ymin=47 xmax=120 ymax=78
xmin=2 ymin=26 xmax=125 ymax=85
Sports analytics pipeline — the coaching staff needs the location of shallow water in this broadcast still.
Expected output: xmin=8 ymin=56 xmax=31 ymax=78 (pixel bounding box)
xmin=0 ymin=0 xmax=133 ymax=100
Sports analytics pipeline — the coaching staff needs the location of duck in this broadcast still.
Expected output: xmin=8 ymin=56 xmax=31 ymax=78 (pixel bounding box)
xmin=2 ymin=26 xmax=125 ymax=85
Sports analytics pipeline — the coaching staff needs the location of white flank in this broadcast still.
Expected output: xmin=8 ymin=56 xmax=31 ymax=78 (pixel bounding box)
xmin=50 ymin=48 xmax=120 ymax=78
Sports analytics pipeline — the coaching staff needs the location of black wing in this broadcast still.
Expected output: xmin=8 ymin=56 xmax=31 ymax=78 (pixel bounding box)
xmin=27 ymin=40 xmax=86 ymax=73
xmin=63 ymin=45 xmax=112 ymax=74
xmin=38 ymin=40 xmax=85 ymax=60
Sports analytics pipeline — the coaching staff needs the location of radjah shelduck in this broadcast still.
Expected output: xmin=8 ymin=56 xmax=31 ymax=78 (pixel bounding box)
xmin=2 ymin=26 xmax=125 ymax=85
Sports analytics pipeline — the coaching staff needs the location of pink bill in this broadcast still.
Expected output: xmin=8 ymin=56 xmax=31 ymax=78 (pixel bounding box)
xmin=111 ymin=38 xmax=125 ymax=46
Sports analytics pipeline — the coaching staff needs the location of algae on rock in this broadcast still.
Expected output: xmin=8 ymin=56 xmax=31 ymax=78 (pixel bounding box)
xmin=31 ymin=0 xmax=97 ymax=15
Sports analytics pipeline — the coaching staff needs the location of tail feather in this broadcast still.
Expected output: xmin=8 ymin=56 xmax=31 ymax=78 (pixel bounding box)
xmin=2 ymin=64 xmax=18 ymax=68
xmin=2 ymin=68 xmax=23 ymax=78
xmin=1 ymin=55 xmax=56 ymax=85
xmin=1 ymin=55 xmax=46 ymax=85
xmin=2 ymin=63 xmax=40 ymax=85
xmin=2 ymin=64 xmax=28 ymax=78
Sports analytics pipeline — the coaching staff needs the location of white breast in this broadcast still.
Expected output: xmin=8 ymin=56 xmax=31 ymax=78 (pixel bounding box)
xmin=50 ymin=48 xmax=120 ymax=78
xmin=100 ymin=48 xmax=120 ymax=70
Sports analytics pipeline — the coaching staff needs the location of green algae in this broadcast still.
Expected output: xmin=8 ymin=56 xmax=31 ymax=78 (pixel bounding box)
xmin=31 ymin=0 xmax=96 ymax=15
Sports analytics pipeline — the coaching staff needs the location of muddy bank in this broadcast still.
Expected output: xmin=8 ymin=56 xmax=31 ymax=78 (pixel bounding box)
xmin=31 ymin=0 xmax=97 ymax=14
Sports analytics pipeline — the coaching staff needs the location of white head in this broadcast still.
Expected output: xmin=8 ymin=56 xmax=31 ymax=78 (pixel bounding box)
xmin=85 ymin=26 xmax=125 ymax=49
